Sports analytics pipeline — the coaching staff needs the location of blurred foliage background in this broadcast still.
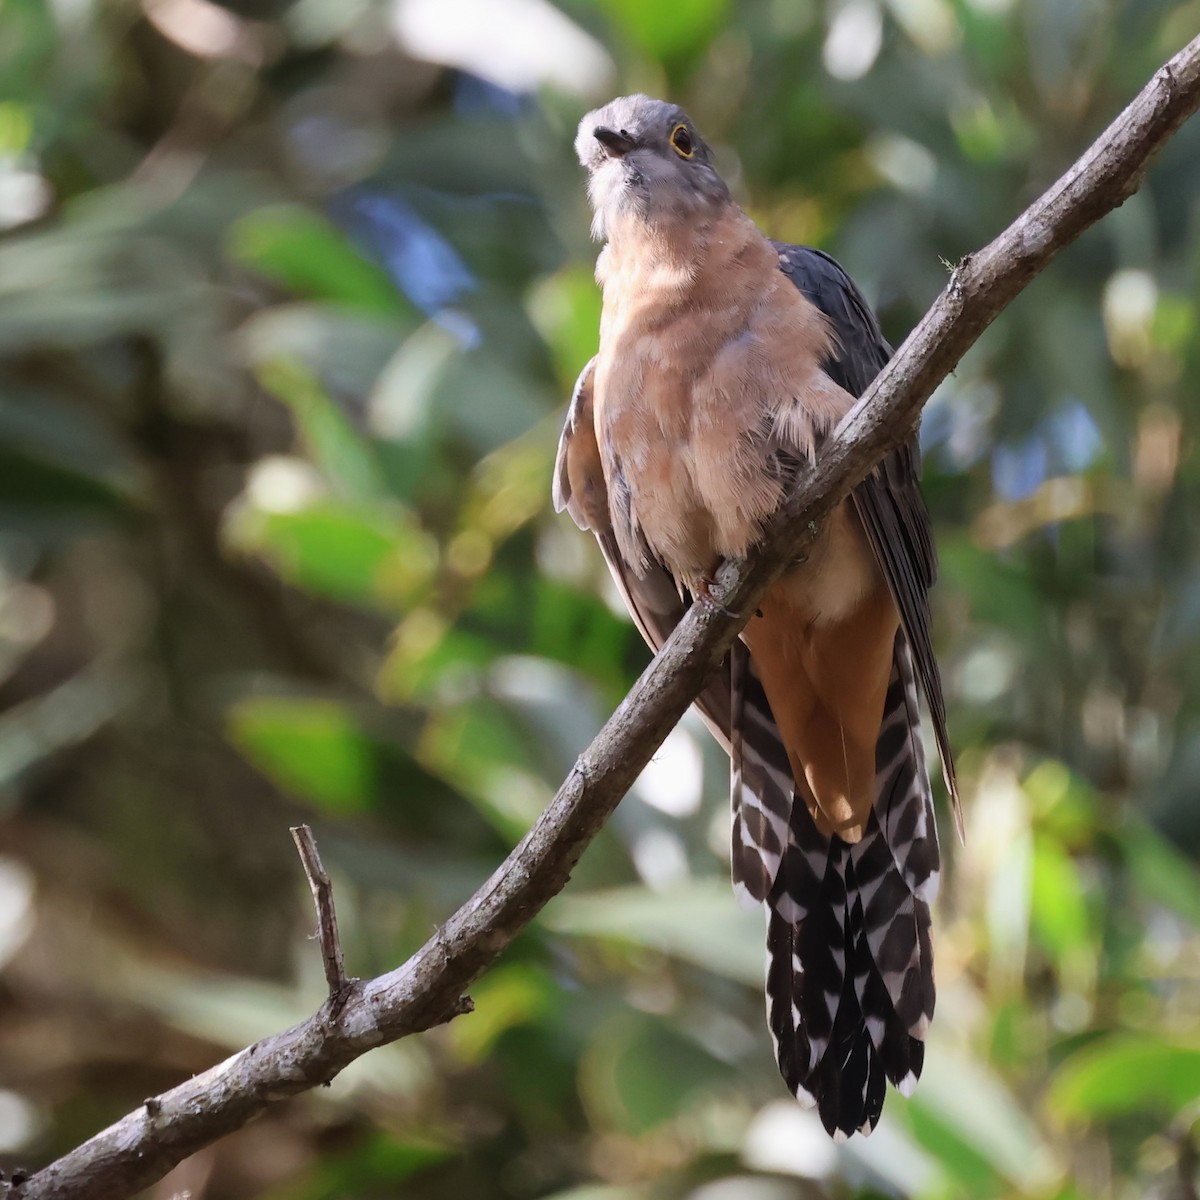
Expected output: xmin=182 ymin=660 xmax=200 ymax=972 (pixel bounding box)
xmin=0 ymin=0 xmax=1198 ymax=1196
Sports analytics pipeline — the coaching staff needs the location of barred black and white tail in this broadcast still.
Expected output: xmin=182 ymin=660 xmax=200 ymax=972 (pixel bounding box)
xmin=762 ymin=632 xmax=940 ymax=1139
xmin=729 ymin=643 xmax=797 ymax=906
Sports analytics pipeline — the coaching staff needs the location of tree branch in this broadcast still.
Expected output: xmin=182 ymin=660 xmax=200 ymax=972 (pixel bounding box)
xmin=15 ymin=34 xmax=1200 ymax=1200
xmin=290 ymin=825 xmax=353 ymax=1006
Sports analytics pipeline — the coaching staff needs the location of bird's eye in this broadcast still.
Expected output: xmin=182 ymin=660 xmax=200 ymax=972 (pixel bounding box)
xmin=670 ymin=123 xmax=695 ymax=159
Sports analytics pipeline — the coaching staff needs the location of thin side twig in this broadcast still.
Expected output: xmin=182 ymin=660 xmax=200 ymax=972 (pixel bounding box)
xmin=289 ymin=825 xmax=351 ymax=1005
xmin=15 ymin=33 xmax=1200 ymax=1200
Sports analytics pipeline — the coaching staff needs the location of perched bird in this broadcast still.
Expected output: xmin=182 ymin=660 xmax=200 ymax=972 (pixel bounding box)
xmin=553 ymin=95 xmax=960 ymax=1140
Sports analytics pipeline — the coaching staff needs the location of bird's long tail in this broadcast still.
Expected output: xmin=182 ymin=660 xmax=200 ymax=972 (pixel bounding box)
xmin=764 ymin=632 xmax=940 ymax=1139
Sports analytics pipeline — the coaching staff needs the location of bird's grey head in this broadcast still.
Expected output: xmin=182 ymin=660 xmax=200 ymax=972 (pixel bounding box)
xmin=575 ymin=94 xmax=730 ymax=241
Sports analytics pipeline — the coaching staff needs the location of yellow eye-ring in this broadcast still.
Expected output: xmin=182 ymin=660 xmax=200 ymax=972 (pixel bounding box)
xmin=670 ymin=123 xmax=695 ymax=159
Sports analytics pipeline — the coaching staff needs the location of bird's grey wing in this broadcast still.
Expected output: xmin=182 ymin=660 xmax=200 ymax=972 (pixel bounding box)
xmin=553 ymin=357 xmax=690 ymax=674
xmin=554 ymin=357 xmax=794 ymax=902
xmin=773 ymin=242 xmax=960 ymax=834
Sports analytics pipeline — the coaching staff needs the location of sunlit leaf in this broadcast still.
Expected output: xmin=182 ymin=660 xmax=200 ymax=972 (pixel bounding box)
xmin=228 ymin=696 xmax=378 ymax=813
xmin=1024 ymin=759 xmax=1097 ymax=843
xmin=527 ymin=264 xmax=603 ymax=387
xmin=911 ymin=1049 xmax=1060 ymax=1192
xmin=419 ymin=696 xmax=551 ymax=840
xmin=368 ymin=321 xmax=462 ymax=443
xmin=239 ymin=303 xmax=415 ymax=400
xmin=1047 ymin=1034 xmax=1200 ymax=1123
xmin=228 ymin=205 xmax=410 ymax=315
xmin=448 ymin=963 xmax=556 ymax=1064
xmin=255 ymin=359 xmax=388 ymax=501
xmin=226 ymin=497 xmax=437 ymax=611
xmin=593 ymin=0 xmax=730 ymax=59
xmin=1030 ymin=835 xmax=1095 ymax=985
xmin=543 ymin=881 xmax=763 ymax=985
xmin=487 ymin=655 xmax=608 ymax=780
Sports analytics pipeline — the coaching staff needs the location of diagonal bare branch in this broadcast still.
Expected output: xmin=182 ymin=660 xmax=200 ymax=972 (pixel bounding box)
xmin=15 ymin=33 xmax=1200 ymax=1200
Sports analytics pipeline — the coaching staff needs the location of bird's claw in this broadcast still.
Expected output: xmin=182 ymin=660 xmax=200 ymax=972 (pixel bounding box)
xmin=694 ymin=575 xmax=739 ymax=619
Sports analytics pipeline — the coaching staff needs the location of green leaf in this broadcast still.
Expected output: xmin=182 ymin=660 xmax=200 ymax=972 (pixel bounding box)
xmin=448 ymin=963 xmax=556 ymax=1064
xmin=0 ymin=2 xmax=58 ymax=99
xmin=1024 ymin=759 xmax=1097 ymax=843
xmin=529 ymin=578 xmax=641 ymax=692
xmin=228 ymin=205 xmax=409 ymax=314
xmin=593 ymin=0 xmax=730 ymax=59
xmin=418 ymin=697 xmax=551 ymax=840
xmin=0 ymin=228 xmax=208 ymax=351
xmin=0 ymin=449 xmax=131 ymax=518
xmin=1047 ymin=1033 xmax=1200 ymax=1123
xmin=527 ymin=264 xmax=603 ymax=388
xmin=225 ymin=497 xmax=437 ymax=611
xmin=938 ymin=533 xmax=1045 ymax=638
xmin=543 ymin=881 xmax=763 ymax=985
xmin=579 ymin=1013 xmax=730 ymax=1135
xmin=441 ymin=352 xmax=550 ymax=457
xmin=238 ymin=304 xmax=414 ymax=401
xmin=228 ymin=696 xmax=378 ymax=813
xmin=255 ymin=359 xmax=388 ymax=501
xmin=282 ymin=1132 xmax=452 ymax=1199
xmin=1030 ymin=835 xmax=1095 ymax=983
xmin=911 ymin=1049 xmax=1059 ymax=1192
xmin=368 ymin=321 xmax=462 ymax=443
xmin=1123 ymin=819 xmax=1200 ymax=927
xmin=896 ymin=1101 xmax=1002 ymax=1197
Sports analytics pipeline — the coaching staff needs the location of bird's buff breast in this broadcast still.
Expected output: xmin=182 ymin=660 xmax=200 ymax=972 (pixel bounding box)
xmin=594 ymin=343 xmax=774 ymax=577
xmin=592 ymin=212 xmax=871 ymax=619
